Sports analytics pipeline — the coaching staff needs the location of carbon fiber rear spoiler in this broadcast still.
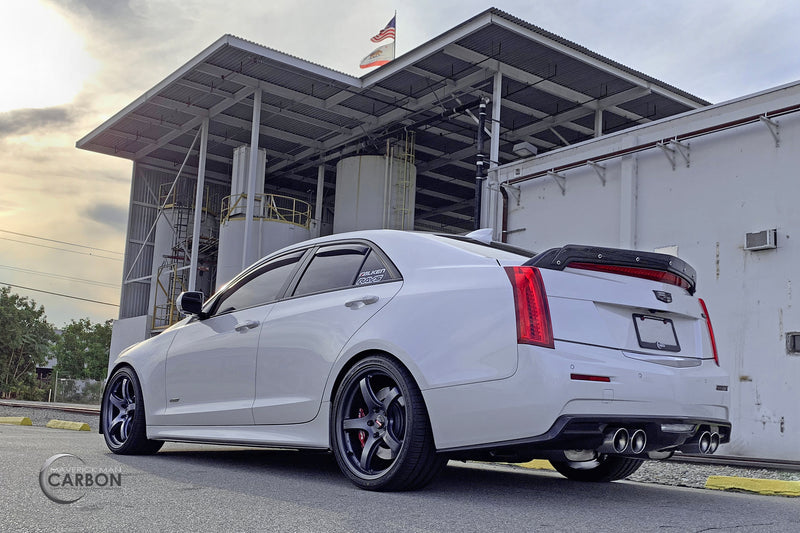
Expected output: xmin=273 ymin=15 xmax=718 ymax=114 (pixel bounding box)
xmin=524 ymin=244 xmax=697 ymax=295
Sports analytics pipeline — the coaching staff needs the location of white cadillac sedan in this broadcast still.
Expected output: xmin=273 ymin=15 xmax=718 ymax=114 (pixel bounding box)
xmin=101 ymin=229 xmax=730 ymax=491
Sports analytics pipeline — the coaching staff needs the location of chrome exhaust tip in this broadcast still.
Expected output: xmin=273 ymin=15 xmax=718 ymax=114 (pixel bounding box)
xmin=630 ymin=429 xmax=647 ymax=454
xmin=708 ymin=432 xmax=720 ymax=454
xmin=698 ymin=431 xmax=712 ymax=454
xmin=604 ymin=428 xmax=629 ymax=453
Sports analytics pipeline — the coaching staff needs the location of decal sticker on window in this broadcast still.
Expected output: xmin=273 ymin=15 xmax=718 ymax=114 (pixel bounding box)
xmin=355 ymin=268 xmax=386 ymax=285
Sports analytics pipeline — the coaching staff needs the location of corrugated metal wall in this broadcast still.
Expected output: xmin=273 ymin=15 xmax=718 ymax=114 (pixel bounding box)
xmin=118 ymin=164 xmax=171 ymax=319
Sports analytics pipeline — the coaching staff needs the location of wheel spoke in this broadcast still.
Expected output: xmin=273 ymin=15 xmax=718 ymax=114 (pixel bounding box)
xmin=342 ymin=417 xmax=370 ymax=432
xmin=120 ymin=415 xmax=131 ymax=442
xmin=381 ymin=430 xmax=402 ymax=457
xmin=359 ymin=377 xmax=381 ymax=412
xmin=121 ymin=379 xmax=135 ymax=404
xmin=378 ymin=386 xmax=401 ymax=411
xmin=108 ymin=393 xmax=125 ymax=410
xmin=359 ymin=435 xmax=381 ymax=472
xmin=109 ymin=412 xmax=126 ymax=438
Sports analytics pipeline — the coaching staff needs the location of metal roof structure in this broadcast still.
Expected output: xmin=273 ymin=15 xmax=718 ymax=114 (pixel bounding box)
xmin=77 ymin=7 xmax=708 ymax=232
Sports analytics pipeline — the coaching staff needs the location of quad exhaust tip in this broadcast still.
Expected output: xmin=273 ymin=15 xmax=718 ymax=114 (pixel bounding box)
xmin=630 ymin=429 xmax=647 ymax=454
xmin=697 ymin=431 xmax=721 ymax=454
xmin=599 ymin=428 xmax=630 ymax=453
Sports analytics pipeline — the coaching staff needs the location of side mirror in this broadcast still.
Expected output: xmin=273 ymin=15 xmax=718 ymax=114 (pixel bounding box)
xmin=176 ymin=291 xmax=205 ymax=317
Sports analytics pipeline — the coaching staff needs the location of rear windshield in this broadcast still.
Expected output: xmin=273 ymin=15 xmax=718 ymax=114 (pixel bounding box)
xmin=431 ymin=234 xmax=535 ymax=261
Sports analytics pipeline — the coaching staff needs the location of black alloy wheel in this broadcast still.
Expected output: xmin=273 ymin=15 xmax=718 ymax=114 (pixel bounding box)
xmin=101 ymin=366 xmax=163 ymax=455
xmin=331 ymin=355 xmax=445 ymax=491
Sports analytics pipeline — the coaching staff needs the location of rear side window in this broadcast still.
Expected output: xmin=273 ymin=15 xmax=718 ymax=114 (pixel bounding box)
xmin=355 ymin=251 xmax=389 ymax=286
xmin=293 ymin=244 xmax=396 ymax=297
xmin=213 ymin=251 xmax=305 ymax=314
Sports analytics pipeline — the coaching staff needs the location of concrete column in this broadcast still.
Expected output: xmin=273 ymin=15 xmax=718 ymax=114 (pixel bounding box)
xmin=242 ymin=88 xmax=262 ymax=269
xmin=189 ymin=117 xmax=209 ymax=292
xmin=483 ymin=70 xmax=503 ymax=232
xmin=619 ymin=150 xmax=638 ymax=248
xmin=594 ymin=107 xmax=603 ymax=137
xmin=314 ymin=165 xmax=325 ymax=237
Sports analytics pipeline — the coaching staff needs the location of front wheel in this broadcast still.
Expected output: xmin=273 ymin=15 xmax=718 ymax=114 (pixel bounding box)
xmin=331 ymin=355 xmax=445 ymax=491
xmin=550 ymin=455 xmax=643 ymax=482
xmin=101 ymin=367 xmax=163 ymax=455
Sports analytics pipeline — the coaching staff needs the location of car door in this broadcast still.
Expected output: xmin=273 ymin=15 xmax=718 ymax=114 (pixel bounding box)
xmin=253 ymin=242 xmax=402 ymax=424
xmin=162 ymin=250 xmax=306 ymax=426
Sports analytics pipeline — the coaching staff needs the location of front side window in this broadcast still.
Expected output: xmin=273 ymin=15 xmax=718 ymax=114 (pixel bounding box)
xmin=213 ymin=251 xmax=305 ymax=314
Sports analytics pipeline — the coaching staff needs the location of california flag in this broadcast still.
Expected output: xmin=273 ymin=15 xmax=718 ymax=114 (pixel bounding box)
xmin=360 ymin=41 xmax=395 ymax=69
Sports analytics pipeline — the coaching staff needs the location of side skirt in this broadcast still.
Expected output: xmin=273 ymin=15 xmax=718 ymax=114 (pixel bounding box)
xmin=147 ymin=401 xmax=331 ymax=450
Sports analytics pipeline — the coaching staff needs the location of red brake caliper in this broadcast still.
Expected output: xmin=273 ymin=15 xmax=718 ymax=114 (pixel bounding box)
xmin=358 ymin=408 xmax=367 ymax=447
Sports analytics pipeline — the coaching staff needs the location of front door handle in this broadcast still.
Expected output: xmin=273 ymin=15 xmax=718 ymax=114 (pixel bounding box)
xmin=234 ymin=320 xmax=260 ymax=332
xmin=344 ymin=295 xmax=379 ymax=309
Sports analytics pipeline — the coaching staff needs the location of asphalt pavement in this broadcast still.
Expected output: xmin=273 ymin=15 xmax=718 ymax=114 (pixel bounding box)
xmin=1 ymin=424 xmax=799 ymax=533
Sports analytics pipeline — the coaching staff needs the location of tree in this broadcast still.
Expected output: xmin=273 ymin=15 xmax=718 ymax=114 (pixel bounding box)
xmin=0 ymin=286 xmax=56 ymax=397
xmin=52 ymin=318 xmax=112 ymax=381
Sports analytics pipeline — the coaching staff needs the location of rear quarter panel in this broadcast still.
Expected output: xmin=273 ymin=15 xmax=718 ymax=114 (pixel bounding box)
xmin=333 ymin=260 xmax=520 ymax=393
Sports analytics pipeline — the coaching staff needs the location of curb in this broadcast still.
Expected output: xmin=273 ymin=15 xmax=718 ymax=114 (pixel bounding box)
xmin=516 ymin=459 xmax=556 ymax=471
xmin=46 ymin=419 xmax=91 ymax=431
xmin=0 ymin=416 xmax=32 ymax=426
xmin=705 ymin=476 xmax=800 ymax=497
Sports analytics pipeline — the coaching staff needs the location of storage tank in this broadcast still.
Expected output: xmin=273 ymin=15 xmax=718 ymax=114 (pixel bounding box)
xmin=215 ymin=145 xmax=311 ymax=287
xmin=333 ymin=154 xmax=416 ymax=233
xmin=148 ymin=203 xmax=218 ymax=329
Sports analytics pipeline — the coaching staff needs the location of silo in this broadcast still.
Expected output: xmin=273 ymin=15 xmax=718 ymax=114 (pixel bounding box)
xmin=333 ymin=152 xmax=416 ymax=233
xmin=148 ymin=181 xmax=220 ymax=330
xmin=215 ymin=146 xmax=312 ymax=287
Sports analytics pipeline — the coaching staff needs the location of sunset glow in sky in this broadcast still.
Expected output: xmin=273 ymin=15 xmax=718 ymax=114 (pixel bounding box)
xmin=1 ymin=0 xmax=799 ymax=326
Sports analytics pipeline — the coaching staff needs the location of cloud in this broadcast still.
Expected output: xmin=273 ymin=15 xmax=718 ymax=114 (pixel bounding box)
xmin=0 ymin=106 xmax=76 ymax=138
xmin=86 ymin=202 xmax=128 ymax=232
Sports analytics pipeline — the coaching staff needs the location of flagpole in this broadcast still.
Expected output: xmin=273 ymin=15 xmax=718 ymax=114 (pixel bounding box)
xmin=394 ymin=10 xmax=397 ymax=54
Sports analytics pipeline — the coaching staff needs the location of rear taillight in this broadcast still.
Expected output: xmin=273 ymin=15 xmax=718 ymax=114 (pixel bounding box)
xmin=504 ymin=266 xmax=554 ymax=348
xmin=698 ymin=298 xmax=719 ymax=366
xmin=567 ymin=262 xmax=692 ymax=291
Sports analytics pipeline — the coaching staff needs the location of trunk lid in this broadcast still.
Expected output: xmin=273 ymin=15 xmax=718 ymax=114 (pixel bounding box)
xmin=527 ymin=245 xmax=714 ymax=362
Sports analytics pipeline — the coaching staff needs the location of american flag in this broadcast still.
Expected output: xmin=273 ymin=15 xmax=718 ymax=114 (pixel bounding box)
xmin=370 ymin=16 xmax=396 ymax=43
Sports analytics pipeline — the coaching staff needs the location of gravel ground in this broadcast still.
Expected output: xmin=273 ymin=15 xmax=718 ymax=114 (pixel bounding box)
xmin=3 ymin=404 xmax=798 ymax=490
xmin=629 ymin=460 xmax=800 ymax=489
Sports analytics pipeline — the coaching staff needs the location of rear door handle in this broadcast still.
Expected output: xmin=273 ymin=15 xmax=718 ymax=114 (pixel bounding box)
xmin=234 ymin=320 xmax=260 ymax=332
xmin=344 ymin=295 xmax=379 ymax=309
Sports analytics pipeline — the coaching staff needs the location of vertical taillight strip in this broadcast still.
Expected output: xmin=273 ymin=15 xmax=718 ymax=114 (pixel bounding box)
xmin=698 ymin=298 xmax=719 ymax=366
xmin=504 ymin=266 xmax=555 ymax=348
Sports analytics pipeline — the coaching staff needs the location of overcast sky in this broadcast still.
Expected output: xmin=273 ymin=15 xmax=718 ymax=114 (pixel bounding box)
xmin=1 ymin=0 xmax=799 ymax=327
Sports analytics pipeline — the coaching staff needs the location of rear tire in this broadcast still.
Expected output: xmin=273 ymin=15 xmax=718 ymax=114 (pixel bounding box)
xmin=331 ymin=355 xmax=445 ymax=491
xmin=550 ymin=455 xmax=643 ymax=482
xmin=101 ymin=367 xmax=163 ymax=455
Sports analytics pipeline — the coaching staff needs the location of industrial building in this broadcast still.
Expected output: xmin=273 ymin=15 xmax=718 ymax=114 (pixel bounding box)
xmin=78 ymin=8 xmax=798 ymax=460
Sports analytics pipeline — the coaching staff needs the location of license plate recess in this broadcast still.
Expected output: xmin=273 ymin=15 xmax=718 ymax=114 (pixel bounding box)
xmin=633 ymin=314 xmax=680 ymax=352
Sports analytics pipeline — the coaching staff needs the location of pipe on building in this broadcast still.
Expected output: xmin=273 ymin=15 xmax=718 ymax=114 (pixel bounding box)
xmin=474 ymin=98 xmax=488 ymax=230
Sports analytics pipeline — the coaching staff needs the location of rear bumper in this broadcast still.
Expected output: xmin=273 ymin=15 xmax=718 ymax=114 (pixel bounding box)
xmin=424 ymin=340 xmax=730 ymax=451
xmin=438 ymin=414 xmax=731 ymax=455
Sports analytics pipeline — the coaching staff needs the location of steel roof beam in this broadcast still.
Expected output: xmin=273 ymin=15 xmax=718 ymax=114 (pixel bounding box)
xmin=134 ymin=85 xmax=255 ymax=160
xmin=489 ymin=14 xmax=705 ymax=109
xmin=268 ymin=69 xmax=494 ymax=175
xmin=194 ymin=63 xmax=376 ymax=124
xmin=506 ymin=86 xmax=653 ymax=140
xmin=174 ymin=79 xmax=351 ymax=132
